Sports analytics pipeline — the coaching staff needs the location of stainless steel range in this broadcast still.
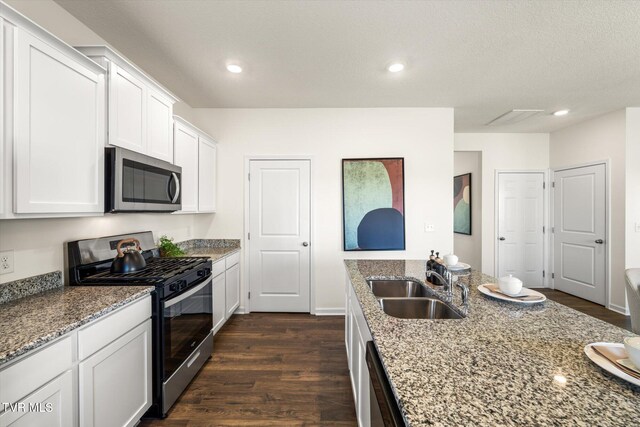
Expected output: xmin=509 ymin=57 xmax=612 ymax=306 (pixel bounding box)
xmin=67 ymin=231 xmax=213 ymax=418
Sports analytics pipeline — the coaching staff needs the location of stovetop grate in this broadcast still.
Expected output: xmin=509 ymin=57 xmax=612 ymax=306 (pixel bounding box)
xmin=82 ymin=257 xmax=210 ymax=285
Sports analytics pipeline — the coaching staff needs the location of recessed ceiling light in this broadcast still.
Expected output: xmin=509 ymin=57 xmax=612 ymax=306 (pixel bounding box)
xmin=226 ymin=64 xmax=242 ymax=74
xmin=553 ymin=109 xmax=570 ymax=116
xmin=387 ymin=63 xmax=405 ymax=73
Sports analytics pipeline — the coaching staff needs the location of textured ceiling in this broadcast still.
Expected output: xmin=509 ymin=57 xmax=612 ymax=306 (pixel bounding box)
xmin=54 ymin=0 xmax=640 ymax=132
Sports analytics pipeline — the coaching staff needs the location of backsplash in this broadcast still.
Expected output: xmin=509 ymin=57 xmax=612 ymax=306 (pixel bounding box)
xmin=177 ymin=239 xmax=241 ymax=251
xmin=0 ymin=271 xmax=63 ymax=304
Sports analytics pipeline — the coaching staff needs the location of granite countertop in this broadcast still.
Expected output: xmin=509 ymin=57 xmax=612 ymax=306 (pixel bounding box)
xmin=182 ymin=247 xmax=240 ymax=262
xmin=345 ymin=259 xmax=640 ymax=426
xmin=0 ymin=285 xmax=154 ymax=367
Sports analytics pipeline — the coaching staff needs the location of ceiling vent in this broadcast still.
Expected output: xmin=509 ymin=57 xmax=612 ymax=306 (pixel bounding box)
xmin=485 ymin=109 xmax=544 ymax=126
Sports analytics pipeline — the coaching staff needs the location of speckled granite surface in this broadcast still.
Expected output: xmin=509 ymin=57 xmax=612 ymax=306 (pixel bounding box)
xmin=182 ymin=246 xmax=240 ymax=262
xmin=345 ymin=259 xmax=640 ymax=426
xmin=0 ymin=271 xmax=63 ymax=304
xmin=0 ymin=285 xmax=153 ymax=366
xmin=177 ymin=239 xmax=240 ymax=251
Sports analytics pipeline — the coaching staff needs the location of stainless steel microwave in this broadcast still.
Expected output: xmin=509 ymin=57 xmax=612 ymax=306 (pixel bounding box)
xmin=105 ymin=147 xmax=181 ymax=213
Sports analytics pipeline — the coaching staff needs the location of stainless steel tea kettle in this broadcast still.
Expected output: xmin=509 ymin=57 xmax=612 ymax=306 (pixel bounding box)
xmin=110 ymin=238 xmax=147 ymax=274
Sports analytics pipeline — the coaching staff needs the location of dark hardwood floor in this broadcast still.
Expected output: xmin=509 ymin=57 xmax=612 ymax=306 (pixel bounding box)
xmin=141 ymin=313 xmax=357 ymax=427
xmin=533 ymin=288 xmax=632 ymax=331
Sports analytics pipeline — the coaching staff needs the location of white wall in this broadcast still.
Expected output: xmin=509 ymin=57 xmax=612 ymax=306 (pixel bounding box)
xmin=191 ymin=108 xmax=454 ymax=311
xmin=454 ymin=133 xmax=550 ymax=276
xmin=626 ymin=108 xmax=640 ymax=269
xmin=550 ymin=109 xmax=627 ymax=313
xmin=453 ymin=151 xmax=482 ymax=270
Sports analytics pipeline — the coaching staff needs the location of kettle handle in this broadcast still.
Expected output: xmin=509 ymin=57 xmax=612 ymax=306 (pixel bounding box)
xmin=116 ymin=238 xmax=142 ymax=258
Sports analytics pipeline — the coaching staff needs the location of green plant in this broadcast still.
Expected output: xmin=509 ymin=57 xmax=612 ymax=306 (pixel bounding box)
xmin=158 ymin=235 xmax=185 ymax=257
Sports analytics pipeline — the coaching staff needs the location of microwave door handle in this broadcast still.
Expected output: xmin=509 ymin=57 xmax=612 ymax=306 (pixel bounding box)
xmin=169 ymin=173 xmax=180 ymax=203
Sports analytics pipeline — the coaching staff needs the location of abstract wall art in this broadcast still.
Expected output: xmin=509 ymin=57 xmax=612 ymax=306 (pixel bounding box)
xmin=454 ymin=173 xmax=472 ymax=235
xmin=342 ymin=158 xmax=405 ymax=251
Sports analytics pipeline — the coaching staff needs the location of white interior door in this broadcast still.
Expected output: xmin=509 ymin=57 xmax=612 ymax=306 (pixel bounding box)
xmin=249 ymin=159 xmax=311 ymax=312
xmin=497 ymin=173 xmax=545 ymax=287
xmin=553 ymin=164 xmax=606 ymax=304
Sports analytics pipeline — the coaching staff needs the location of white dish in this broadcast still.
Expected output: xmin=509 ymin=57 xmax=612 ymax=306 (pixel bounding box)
xmin=447 ymin=262 xmax=471 ymax=271
xmin=477 ymin=284 xmax=546 ymax=304
xmin=623 ymin=336 xmax=640 ymax=369
xmin=584 ymin=342 xmax=640 ymax=387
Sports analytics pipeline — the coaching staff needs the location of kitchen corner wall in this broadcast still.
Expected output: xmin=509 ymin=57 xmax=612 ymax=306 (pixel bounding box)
xmin=453 ymin=133 xmax=551 ymax=276
xmin=190 ymin=108 xmax=454 ymax=312
xmin=626 ymin=108 xmax=640 ymax=271
xmin=550 ymin=109 xmax=627 ymax=313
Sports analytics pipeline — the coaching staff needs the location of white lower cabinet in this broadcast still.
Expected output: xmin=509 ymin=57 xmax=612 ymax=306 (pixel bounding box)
xmin=345 ymin=282 xmax=372 ymax=427
xmin=211 ymin=252 xmax=241 ymax=334
xmin=225 ymin=263 xmax=240 ymax=319
xmin=212 ymin=271 xmax=227 ymax=334
xmin=0 ymin=295 xmax=152 ymax=427
xmin=0 ymin=370 xmax=73 ymax=427
xmin=79 ymin=320 xmax=152 ymax=427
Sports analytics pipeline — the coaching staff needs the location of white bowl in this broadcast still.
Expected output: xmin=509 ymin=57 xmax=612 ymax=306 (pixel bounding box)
xmin=498 ymin=274 xmax=523 ymax=296
xmin=443 ymin=254 xmax=459 ymax=267
xmin=624 ymin=336 xmax=640 ymax=369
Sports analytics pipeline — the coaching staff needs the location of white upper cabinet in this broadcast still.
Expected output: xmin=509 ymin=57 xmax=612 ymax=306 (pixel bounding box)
xmin=198 ymin=136 xmax=217 ymax=213
xmin=173 ymin=119 xmax=199 ymax=212
xmin=173 ymin=116 xmax=217 ymax=214
xmin=75 ymin=46 xmax=177 ymax=163
xmin=1 ymin=6 xmax=106 ymax=217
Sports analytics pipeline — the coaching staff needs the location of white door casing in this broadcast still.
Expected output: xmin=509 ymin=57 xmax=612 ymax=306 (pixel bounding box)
xmin=553 ymin=163 xmax=606 ymax=305
xmin=497 ymin=173 xmax=545 ymax=287
xmin=249 ymin=159 xmax=311 ymax=312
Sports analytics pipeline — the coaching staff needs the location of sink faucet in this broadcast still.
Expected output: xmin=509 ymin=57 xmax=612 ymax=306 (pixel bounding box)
xmin=426 ymin=269 xmax=469 ymax=315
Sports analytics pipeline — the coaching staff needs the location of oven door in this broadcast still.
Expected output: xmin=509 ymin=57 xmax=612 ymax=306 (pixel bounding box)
xmin=162 ymin=277 xmax=213 ymax=381
xmin=106 ymin=146 xmax=182 ymax=212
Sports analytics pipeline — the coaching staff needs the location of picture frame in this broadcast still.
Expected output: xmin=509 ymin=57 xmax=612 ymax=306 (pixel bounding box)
xmin=453 ymin=172 xmax=472 ymax=235
xmin=342 ymin=158 xmax=406 ymax=251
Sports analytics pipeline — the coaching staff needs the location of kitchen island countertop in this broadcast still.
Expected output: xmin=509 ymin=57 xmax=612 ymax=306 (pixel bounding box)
xmin=345 ymin=259 xmax=639 ymax=426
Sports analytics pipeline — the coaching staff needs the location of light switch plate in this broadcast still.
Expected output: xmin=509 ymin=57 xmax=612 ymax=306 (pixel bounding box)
xmin=0 ymin=250 xmax=14 ymax=275
xmin=424 ymin=224 xmax=435 ymax=232
xmin=636 ymin=222 xmax=640 ymax=233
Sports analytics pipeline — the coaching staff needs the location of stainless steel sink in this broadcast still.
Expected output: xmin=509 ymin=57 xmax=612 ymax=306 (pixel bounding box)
xmin=367 ymin=279 xmax=431 ymax=298
xmin=378 ymin=297 xmax=463 ymax=319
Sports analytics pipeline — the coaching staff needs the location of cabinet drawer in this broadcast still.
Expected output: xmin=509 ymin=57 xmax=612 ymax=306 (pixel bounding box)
xmin=211 ymin=259 xmax=225 ymax=278
xmin=78 ymin=295 xmax=151 ymax=360
xmin=225 ymin=251 xmax=240 ymax=269
xmin=0 ymin=336 xmax=73 ymax=405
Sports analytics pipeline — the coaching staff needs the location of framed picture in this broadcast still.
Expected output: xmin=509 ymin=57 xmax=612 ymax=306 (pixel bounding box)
xmin=454 ymin=173 xmax=472 ymax=235
xmin=342 ymin=158 xmax=405 ymax=251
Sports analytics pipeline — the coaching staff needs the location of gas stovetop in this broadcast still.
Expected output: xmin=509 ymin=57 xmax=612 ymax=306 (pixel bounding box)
xmin=81 ymin=256 xmax=211 ymax=285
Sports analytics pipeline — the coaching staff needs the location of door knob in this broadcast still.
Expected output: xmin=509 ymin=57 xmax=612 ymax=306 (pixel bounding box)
xmin=302 ymin=242 xmax=309 ymax=247
xmin=595 ymin=239 xmax=604 ymax=244
xmin=499 ymin=237 xmax=506 ymax=241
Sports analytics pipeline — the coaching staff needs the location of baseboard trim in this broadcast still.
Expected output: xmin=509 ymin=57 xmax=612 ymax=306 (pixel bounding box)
xmin=315 ymin=307 xmax=345 ymax=316
xmin=608 ymin=303 xmax=630 ymax=316
xmin=234 ymin=306 xmax=247 ymax=315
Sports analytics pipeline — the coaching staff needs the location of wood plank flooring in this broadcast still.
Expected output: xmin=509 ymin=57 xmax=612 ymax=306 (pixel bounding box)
xmin=533 ymin=288 xmax=632 ymax=331
xmin=140 ymin=313 xmax=357 ymax=427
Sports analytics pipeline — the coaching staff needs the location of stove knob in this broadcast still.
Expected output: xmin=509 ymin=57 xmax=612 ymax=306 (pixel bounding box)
xmin=169 ymin=283 xmax=178 ymax=292
xmin=180 ymin=281 xmax=188 ymax=290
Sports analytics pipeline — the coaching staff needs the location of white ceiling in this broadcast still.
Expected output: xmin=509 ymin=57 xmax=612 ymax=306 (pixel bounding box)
xmin=55 ymin=0 xmax=640 ymax=132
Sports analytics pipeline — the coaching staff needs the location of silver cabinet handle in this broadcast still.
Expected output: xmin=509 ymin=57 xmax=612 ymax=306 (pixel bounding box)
xmin=302 ymin=242 xmax=309 ymax=247
xmin=499 ymin=237 xmax=506 ymax=241
xmin=595 ymin=239 xmax=604 ymax=244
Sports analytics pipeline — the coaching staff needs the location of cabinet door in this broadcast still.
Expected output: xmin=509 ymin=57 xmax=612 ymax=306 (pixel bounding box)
xmin=173 ymin=121 xmax=198 ymax=212
xmin=225 ymin=263 xmax=240 ymax=319
xmin=0 ymin=370 xmax=74 ymax=427
xmin=212 ymin=272 xmax=226 ymax=334
xmin=79 ymin=320 xmax=152 ymax=427
xmin=108 ymin=64 xmax=146 ymax=153
xmin=198 ymin=137 xmax=216 ymax=212
xmin=146 ymin=89 xmax=173 ymax=162
xmin=13 ymin=28 xmax=105 ymax=213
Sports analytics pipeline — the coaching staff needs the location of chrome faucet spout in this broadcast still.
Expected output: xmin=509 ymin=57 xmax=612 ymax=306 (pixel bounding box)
xmin=426 ymin=268 xmax=469 ymax=314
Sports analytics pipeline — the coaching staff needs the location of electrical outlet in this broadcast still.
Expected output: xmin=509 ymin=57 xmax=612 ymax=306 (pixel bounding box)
xmin=424 ymin=224 xmax=435 ymax=232
xmin=636 ymin=222 xmax=640 ymax=233
xmin=0 ymin=250 xmax=14 ymax=275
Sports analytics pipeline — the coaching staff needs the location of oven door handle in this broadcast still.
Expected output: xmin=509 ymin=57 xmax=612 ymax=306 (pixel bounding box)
xmin=165 ymin=277 xmax=212 ymax=308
